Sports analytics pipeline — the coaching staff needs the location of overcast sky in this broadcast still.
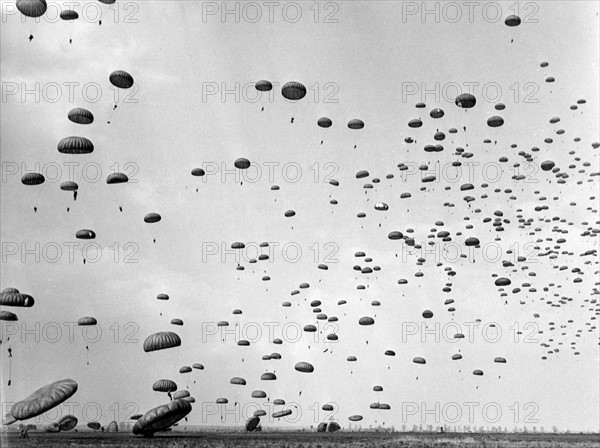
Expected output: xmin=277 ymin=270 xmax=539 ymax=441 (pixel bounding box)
xmin=1 ymin=1 xmax=599 ymax=432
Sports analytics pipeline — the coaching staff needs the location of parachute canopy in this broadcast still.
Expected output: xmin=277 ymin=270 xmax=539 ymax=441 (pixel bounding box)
xmin=11 ymin=379 xmax=78 ymax=421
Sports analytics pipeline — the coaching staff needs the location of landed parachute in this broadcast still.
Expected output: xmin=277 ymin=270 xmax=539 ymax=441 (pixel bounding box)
xmin=58 ymin=414 xmax=78 ymax=431
xmin=11 ymin=379 xmax=78 ymax=420
xmin=132 ymin=400 xmax=192 ymax=436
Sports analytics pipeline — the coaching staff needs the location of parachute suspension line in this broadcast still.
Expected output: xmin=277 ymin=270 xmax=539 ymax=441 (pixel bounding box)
xmin=108 ymin=188 xmax=123 ymax=213
xmin=8 ymin=346 xmax=13 ymax=386
xmin=107 ymin=104 xmax=117 ymax=125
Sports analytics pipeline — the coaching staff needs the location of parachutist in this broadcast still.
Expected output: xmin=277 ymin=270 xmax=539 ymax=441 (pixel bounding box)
xmin=67 ymin=208 xmax=70 ymax=212
xmin=34 ymin=207 xmax=37 ymax=213
xmin=261 ymin=107 xmax=264 ymax=112
xmin=29 ymin=34 xmax=33 ymax=42
xmin=69 ymin=39 xmax=72 ymax=44
xmin=291 ymin=117 xmax=294 ymax=123
xmin=119 ymin=206 xmax=123 ymax=212
xmin=99 ymin=20 xmax=102 ymax=25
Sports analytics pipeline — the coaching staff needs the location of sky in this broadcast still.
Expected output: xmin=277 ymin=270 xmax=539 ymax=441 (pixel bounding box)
xmin=1 ymin=0 xmax=599 ymax=433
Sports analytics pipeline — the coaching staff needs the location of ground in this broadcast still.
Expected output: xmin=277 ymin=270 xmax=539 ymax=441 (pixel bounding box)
xmin=1 ymin=432 xmax=599 ymax=448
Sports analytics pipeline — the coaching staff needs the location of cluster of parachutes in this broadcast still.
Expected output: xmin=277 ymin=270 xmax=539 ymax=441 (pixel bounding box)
xmin=4 ymin=2 xmax=600 ymax=436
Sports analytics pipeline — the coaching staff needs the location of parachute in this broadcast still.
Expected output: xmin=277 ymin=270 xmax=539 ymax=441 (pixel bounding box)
xmin=21 ymin=173 xmax=45 ymax=186
xmin=294 ymin=362 xmax=314 ymax=373
xmin=317 ymin=117 xmax=333 ymax=128
xmin=413 ymin=357 xmax=426 ymax=364
xmin=152 ymin=379 xmax=177 ymax=393
xmin=16 ymin=0 xmax=47 ymax=17
xmin=11 ymin=379 xmax=78 ymax=420
xmin=505 ymin=15 xmax=521 ymax=26
xmin=234 ymin=158 xmax=251 ymax=169
xmin=230 ymin=377 xmax=247 ymax=385
xmin=132 ymin=400 xmax=192 ymax=436
xmin=245 ymin=416 xmax=261 ymax=431
xmin=487 ymin=116 xmax=504 ymax=128
xmin=157 ymin=293 xmax=169 ymax=300
xmin=75 ymin=229 xmax=95 ymax=239
xmin=191 ymin=168 xmax=205 ymax=176
xmin=87 ymin=421 xmax=101 ymax=430
xmin=494 ymin=357 xmax=507 ymax=363
xmin=261 ymin=372 xmax=276 ymax=380
xmin=68 ymin=108 xmax=93 ymax=124
xmin=495 ymin=277 xmax=511 ymax=286
xmin=106 ymin=173 xmax=129 ymax=184
xmin=109 ymin=70 xmax=134 ymax=89
xmin=465 ymin=237 xmax=480 ymax=246
xmin=107 ymin=421 xmax=119 ymax=432
xmin=144 ymin=213 xmax=162 ymax=223
xmin=60 ymin=181 xmax=78 ymax=191
xmin=281 ymin=82 xmax=306 ymax=100
xmin=58 ymin=414 xmax=78 ymax=431
xmin=541 ymin=161 xmax=555 ymax=171
xmin=59 ymin=10 xmax=78 ymax=20
xmin=455 ymin=93 xmax=476 ymax=108
xmin=349 ymin=415 xmax=363 ymax=421
xmin=255 ymin=80 xmax=272 ymax=91
xmin=57 ymin=137 xmax=94 ymax=154
xmin=179 ymin=366 xmax=192 ymax=374
xmin=430 ymin=108 xmax=444 ymax=118
xmin=172 ymin=390 xmax=190 ymax=400
xmin=143 ymin=332 xmax=181 ymax=352
xmin=272 ymin=409 xmax=292 ymax=418
xmin=348 ymin=119 xmax=365 ymax=129
xmin=359 ymin=317 xmax=375 ymax=325
xmin=0 ymin=289 xmax=34 ymax=307
xmin=77 ymin=317 xmax=97 ymax=326
xmin=0 ymin=311 xmax=18 ymax=321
